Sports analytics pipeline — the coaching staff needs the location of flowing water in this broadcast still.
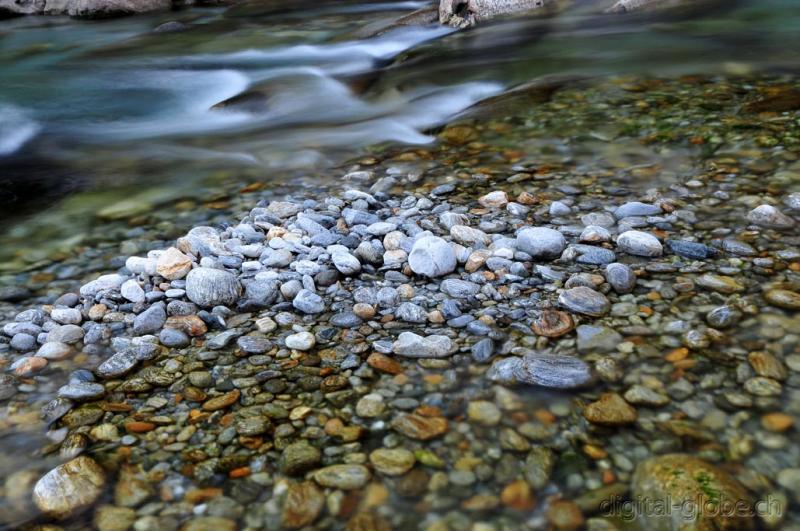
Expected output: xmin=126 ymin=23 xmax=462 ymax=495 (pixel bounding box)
xmin=1 ymin=0 xmax=800 ymax=529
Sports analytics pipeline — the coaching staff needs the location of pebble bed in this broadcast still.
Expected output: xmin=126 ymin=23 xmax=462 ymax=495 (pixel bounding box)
xmin=0 ymin=74 xmax=799 ymax=531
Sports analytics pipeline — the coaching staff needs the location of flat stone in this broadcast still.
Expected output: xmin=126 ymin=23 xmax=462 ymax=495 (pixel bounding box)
xmin=58 ymin=382 xmax=105 ymax=401
xmin=440 ymin=279 xmax=480 ymax=298
xmin=120 ymin=280 xmax=146 ymax=303
xmin=530 ymin=309 xmax=574 ymax=338
xmin=313 ymin=465 xmax=370 ymax=490
xmin=487 ymin=354 xmax=592 ymax=389
xmin=281 ymin=442 xmax=321 ymax=475
xmin=614 ymin=202 xmax=661 ymax=219
xmin=667 ymin=239 xmax=715 ymax=260
xmin=747 ymin=204 xmax=795 ymax=229
xmin=558 ymin=286 xmax=610 ymax=316
xmin=392 ymin=413 xmax=448 ymax=440
xmin=369 ymin=448 xmax=416 ymax=476
xmin=96 ymin=350 xmax=138 ymax=379
xmin=392 ymin=332 xmax=452 ymax=358
xmin=696 ymin=274 xmax=744 ymax=294
xmin=202 ymin=390 xmax=240 ymax=411
xmin=576 ymin=325 xmax=622 ymax=354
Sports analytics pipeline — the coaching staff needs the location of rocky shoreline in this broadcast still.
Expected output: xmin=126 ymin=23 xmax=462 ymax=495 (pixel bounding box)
xmin=1 ymin=74 xmax=799 ymax=530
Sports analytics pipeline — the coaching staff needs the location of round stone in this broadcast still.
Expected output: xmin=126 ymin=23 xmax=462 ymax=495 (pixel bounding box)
xmin=185 ymin=268 xmax=241 ymax=308
xmin=369 ymin=448 xmax=416 ymax=476
xmin=516 ymin=227 xmax=566 ymax=260
xmin=285 ymin=331 xmax=315 ymax=351
xmin=747 ymin=204 xmax=795 ymax=229
xmin=467 ymin=401 xmax=502 ymax=426
xmin=408 ymin=236 xmax=457 ymax=278
xmin=312 ymin=465 xmax=370 ymax=490
xmin=616 ymin=230 xmax=663 ymax=257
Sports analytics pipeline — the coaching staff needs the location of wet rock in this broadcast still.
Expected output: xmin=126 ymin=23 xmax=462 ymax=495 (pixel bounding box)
xmin=666 ymin=239 xmax=715 ymax=259
xmin=392 ymin=332 xmax=452 ymax=358
xmin=202 ymin=390 xmax=240 ymax=411
xmin=0 ymin=374 xmax=17 ymax=400
xmin=33 ymin=456 xmax=105 ymax=519
xmin=467 ymin=401 xmax=501 ymax=426
xmin=705 ymin=306 xmax=742 ymax=328
xmin=292 ymin=289 xmax=325 ymax=314
xmin=530 ymin=309 xmax=574 ymax=338
xmin=94 ymin=505 xmax=137 ymax=531
xmin=58 ymin=381 xmax=105 ymax=401
xmin=617 ymin=230 xmax=662 ymax=257
xmin=558 ymin=286 xmax=610 ymax=316
xmin=747 ymin=204 xmax=795 ymax=229
xmin=605 ymin=262 xmax=636 ymax=294
xmin=632 ymin=454 xmax=755 ymax=531
xmin=516 ymin=227 xmax=566 ymax=260
xmin=313 ymin=464 xmax=370 ymax=490
xmin=392 ymin=413 xmax=448 ymax=440
xmin=408 ymin=236 xmax=456 ymax=277
xmin=487 ymin=353 xmax=592 ymax=389
xmin=96 ymin=349 xmax=138 ymax=378
xmin=185 ymin=268 xmax=241 ymax=308
xmin=524 ymin=447 xmax=555 ymax=489
xmin=764 ymin=289 xmax=800 ymax=310
xmin=576 ymin=325 xmax=622 ymax=354
xmin=369 ymin=448 xmax=416 ymax=476
xmin=282 ymin=482 xmax=324 ymax=528
xmin=696 ymin=274 xmax=744 ymax=294
xmin=281 ymin=441 xmax=322 ymax=475
xmin=614 ymin=201 xmax=661 ymax=219
xmin=583 ymin=393 xmax=637 ymax=426
xmin=471 ymin=337 xmax=495 ymax=363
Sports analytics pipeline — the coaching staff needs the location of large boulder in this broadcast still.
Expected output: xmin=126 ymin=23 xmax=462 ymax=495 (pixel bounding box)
xmin=631 ymin=454 xmax=755 ymax=531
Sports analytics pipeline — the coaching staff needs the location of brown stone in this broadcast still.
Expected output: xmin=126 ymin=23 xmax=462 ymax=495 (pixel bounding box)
xmin=391 ymin=413 xmax=448 ymax=440
xmin=367 ymin=352 xmax=403 ymax=375
xmin=124 ymin=421 xmax=156 ymax=433
xmin=13 ymin=356 xmax=48 ymax=376
xmin=583 ymin=393 xmax=637 ymax=426
xmin=156 ymin=247 xmax=193 ymax=280
xmin=346 ymin=512 xmax=392 ymax=531
xmin=165 ymin=315 xmax=208 ymax=337
xmin=545 ymin=499 xmax=585 ymax=531
xmin=531 ymin=309 xmax=575 ymax=338
xmin=748 ymin=351 xmax=787 ymax=381
xmin=282 ymin=482 xmax=324 ymax=528
xmin=761 ymin=412 xmax=794 ymax=432
xmin=202 ymin=390 xmax=240 ymax=411
xmin=501 ymin=479 xmax=536 ymax=511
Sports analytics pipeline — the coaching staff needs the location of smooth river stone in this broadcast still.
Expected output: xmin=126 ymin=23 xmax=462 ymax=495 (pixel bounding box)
xmin=408 ymin=236 xmax=457 ymax=277
xmin=747 ymin=204 xmax=795 ymax=229
xmin=487 ymin=353 xmax=592 ymax=389
xmin=312 ymin=464 xmax=371 ymax=490
xmin=33 ymin=456 xmax=106 ymax=519
xmin=616 ymin=230 xmax=663 ymax=257
xmin=185 ymin=267 xmax=241 ymax=308
xmin=392 ymin=332 xmax=452 ymax=358
xmin=516 ymin=227 xmax=566 ymax=260
xmin=558 ymin=286 xmax=610 ymax=316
